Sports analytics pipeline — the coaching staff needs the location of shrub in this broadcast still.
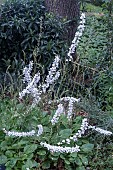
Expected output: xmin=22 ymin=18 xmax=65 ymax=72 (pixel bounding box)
xmin=0 ymin=0 xmax=66 ymax=72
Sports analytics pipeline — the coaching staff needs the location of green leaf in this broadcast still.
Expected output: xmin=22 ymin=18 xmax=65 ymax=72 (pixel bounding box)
xmin=5 ymin=158 xmax=17 ymax=168
xmin=49 ymin=155 xmax=58 ymax=161
xmin=5 ymin=151 xmax=13 ymax=158
xmin=0 ymin=141 xmax=8 ymax=151
xmin=65 ymin=164 xmax=73 ymax=170
xmin=78 ymin=154 xmax=88 ymax=166
xmin=37 ymin=150 xmax=46 ymax=156
xmin=74 ymin=157 xmax=82 ymax=166
xmin=17 ymin=140 xmax=29 ymax=146
xmin=0 ymin=155 xmax=7 ymax=164
xmin=70 ymin=152 xmax=77 ymax=158
xmin=59 ymin=129 xmax=72 ymax=139
xmin=16 ymin=103 xmax=24 ymax=110
xmin=26 ymin=160 xmax=33 ymax=168
xmin=60 ymin=154 xmax=65 ymax=160
xmin=42 ymin=160 xmax=50 ymax=169
xmin=76 ymin=166 xmax=85 ymax=170
xmin=81 ymin=143 xmax=94 ymax=152
xmin=43 ymin=127 xmax=51 ymax=133
xmin=52 ymin=152 xmax=60 ymax=157
xmin=69 ymin=157 xmax=75 ymax=163
xmin=24 ymin=144 xmax=37 ymax=154
xmin=65 ymin=160 xmax=70 ymax=165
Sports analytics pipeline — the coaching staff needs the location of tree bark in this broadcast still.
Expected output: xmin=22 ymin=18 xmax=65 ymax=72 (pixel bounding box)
xmin=45 ymin=0 xmax=80 ymax=44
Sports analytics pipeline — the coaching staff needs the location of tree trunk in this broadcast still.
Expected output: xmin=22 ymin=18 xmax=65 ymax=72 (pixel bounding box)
xmin=45 ymin=0 xmax=80 ymax=44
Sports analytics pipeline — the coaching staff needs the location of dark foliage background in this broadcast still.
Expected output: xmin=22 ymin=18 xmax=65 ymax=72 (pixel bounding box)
xmin=0 ymin=0 xmax=66 ymax=72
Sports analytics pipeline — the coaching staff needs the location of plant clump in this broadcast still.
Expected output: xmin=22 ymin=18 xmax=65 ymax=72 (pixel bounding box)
xmin=1 ymin=13 xmax=112 ymax=170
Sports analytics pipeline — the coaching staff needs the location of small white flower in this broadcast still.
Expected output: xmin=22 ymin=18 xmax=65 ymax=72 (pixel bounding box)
xmin=37 ymin=125 xmax=43 ymax=136
xmin=62 ymin=140 xmax=65 ymax=143
xmin=57 ymin=142 xmax=61 ymax=145
xmin=66 ymin=139 xmax=70 ymax=144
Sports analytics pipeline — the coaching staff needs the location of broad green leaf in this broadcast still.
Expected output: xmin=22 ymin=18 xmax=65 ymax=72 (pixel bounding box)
xmin=52 ymin=152 xmax=60 ymax=157
xmin=25 ymin=160 xmax=33 ymax=168
xmin=16 ymin=103 xmax=24 ymax=110
xmin=59 ymin=129 xmax=72 ymax=139
xmin=49 ymin=155 xmax=58 ymax=161
xmin=74 ymin=157 xmax=82 ymax=166
xmin=70 ymin=152 xmax=77 ymax=158
xmin=76 ymin=166 xmax=85 ymax=170
xmin=42 ymin=160 xmax=50 ymax=169
xmin=60 ymin=154 xmax=65 ymax=160
xmin=65 ymin=164 xmax=73 ymax=170
xmin=81 ymin=143 xmax=94 ymax=152
xmin=5 ymin=151 xmax=13 ymax=158
xmin=78 ymin=154 xmax=88 ymax=165
xmin=43 ymin=127 xmax=51 ymax=133
xmin=37 ymin=150 xmax=46 ymax=156
xmin=5 ymin=158 xmax=17 ymax=168
xmin=17 ymin=140 xmax=29 ymax=146
xmin=65 ymin=160 xmax=70 ymax=165
xmin=24 ymin=144 xmax=37 ymax=154
xmin=0 ymin=155 xmax=7 ymax=164
xmin=1 ymin=141 xmax=8 ymax=151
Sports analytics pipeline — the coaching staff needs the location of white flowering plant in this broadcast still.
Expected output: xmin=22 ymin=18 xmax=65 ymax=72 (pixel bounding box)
xmin=0 ymin=98 xmax=95 ymax=170
xmin=0 ymin=93 xmax=112 ymax=170
xmin=0 ymin=11 xmax=113 ymax=170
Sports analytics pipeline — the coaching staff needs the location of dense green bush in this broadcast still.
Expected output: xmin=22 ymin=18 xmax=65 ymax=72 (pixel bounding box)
xmin=0 ymin=0 xmax=66 ymax=72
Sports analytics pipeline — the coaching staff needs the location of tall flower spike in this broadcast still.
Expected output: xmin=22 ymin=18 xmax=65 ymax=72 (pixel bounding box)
xmin=67 ymin=13 xmax=85 ymax=61
xmin=3 ymin=125 xmax=43 ymax=137
xmin=19 ymin=65 xmax=41 ymax=100
xmin=3 ymin=128 xmax=36 ymax=137
xmin=40 ymin=142 xmax=80 ymax=153
xmin=23 ymin=61 xmax=33 ymax=84
xmin=19 ymin=73 xmax=41 ymax=108
xmin=67 ymin=99 xmax=74 ymax=120
xmin=51 ymin=104 xmax=64 ymax=125
xmin=88 ymin=125 xmax=112 ymax=135
xmin=42 ymin=55 xmax=60 ymax=93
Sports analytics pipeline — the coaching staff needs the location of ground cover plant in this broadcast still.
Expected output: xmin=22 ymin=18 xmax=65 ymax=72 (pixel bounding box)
xmin=0 ymin=0 xmax=113 ymax=170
